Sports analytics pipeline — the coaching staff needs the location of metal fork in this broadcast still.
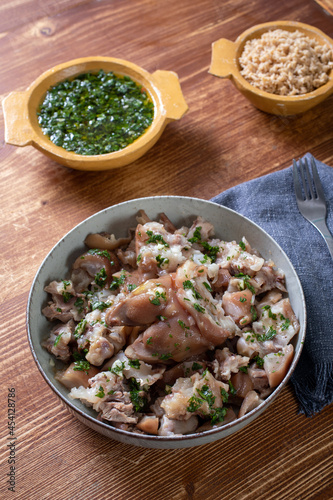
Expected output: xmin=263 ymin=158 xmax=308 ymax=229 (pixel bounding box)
xmin=292 ymin=157 xmax=333 ymax=260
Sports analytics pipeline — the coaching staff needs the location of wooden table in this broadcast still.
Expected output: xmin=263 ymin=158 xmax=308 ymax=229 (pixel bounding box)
xmin=1 ymin=1 xmax=332 ymax=498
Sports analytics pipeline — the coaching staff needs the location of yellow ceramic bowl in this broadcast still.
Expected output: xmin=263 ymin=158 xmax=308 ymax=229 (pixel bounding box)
xmin=2 ymin=57 xmax=188 ymax=171
xmin=209 ymin=21 xmax=333 ymax=116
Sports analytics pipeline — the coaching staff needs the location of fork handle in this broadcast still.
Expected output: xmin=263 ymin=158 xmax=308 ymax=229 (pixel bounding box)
xmin=311 ymin=218 xmax=333 ymax=261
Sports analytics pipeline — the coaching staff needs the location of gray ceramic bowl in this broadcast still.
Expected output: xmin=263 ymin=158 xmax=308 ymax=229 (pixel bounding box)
xmin=27 ymin=196 xmax=306 ymax=449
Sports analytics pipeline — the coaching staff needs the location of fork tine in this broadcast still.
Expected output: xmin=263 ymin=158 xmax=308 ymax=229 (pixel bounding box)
xmin=310 ymin=157 xmax=326 ymax=201
xmin=292 ymin=159 xmax=304 ymax=200
xmin=304 ymin=157 xmax=315 ymax=199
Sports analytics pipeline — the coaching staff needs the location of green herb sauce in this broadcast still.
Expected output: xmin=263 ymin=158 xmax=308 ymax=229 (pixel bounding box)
xmin=37 ymin=70 xmax=154 ymax=155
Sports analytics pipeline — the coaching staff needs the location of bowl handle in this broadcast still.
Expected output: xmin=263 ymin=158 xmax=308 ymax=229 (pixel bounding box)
xmin=209 ymin=39 xmax=237 ymax=78
xmin=151 ymin=70 xmax=188 ymax=121
xmin=2 ymin=91 xmax=34 ymax=146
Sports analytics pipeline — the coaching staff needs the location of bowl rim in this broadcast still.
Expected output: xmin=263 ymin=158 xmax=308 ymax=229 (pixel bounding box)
xmin=26 ymin=195 xmax=306 ymax=444
xmin=25 ymin=56 xmax=166 ymax=161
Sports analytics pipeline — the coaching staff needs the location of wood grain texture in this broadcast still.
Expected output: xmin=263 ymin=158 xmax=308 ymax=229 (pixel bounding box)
xmin=0 ymin=0 xmax=332 ymax=498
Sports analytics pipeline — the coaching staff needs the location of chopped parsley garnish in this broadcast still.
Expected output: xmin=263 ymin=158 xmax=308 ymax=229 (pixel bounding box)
xmin=281 ymin=317 xmax=291 ymax=331
xmin=192 ymin=362 xmax=203 ymax=371
xmin=128 ymin=359 xmax=141 ymax=369
xmin=251 ymin=305 xmax=258 ymax=321
xmin=200 ymin=241 xmax=219 ymax=262
xmin=128 ymin=378 xmax=147 ymax=412
xmin=74 ymin=297 xmax=84 ymax=313
xmin=73 ymin=359 xmax=90 ymax=374
xmin=194 ymin=303 xmax=205 ymax=313
xmin=127 ymin=283 xmax=137 ymax=292
xmin=91 ymin=300 xmax=109 ymax=311
xmin=239 ymin=297 xmax=247 ymax=303
xmin=159 ymin=353 xmax=172 ymax=361
xmin=235 ymin=273 xmax=255 ymax=294
xmin=187 ymin=383 xmax=227 ymax=425
xmin=239 ymin=241 xmax=246 ymax=251
xmin=256 ymin=325 xmax=277 ymax=342
xmin=188 ymin=227 xmax=202 ymax=244
xmin=146 ymin=336 xmax=153 ymax=345
xmin=149 ymin=290 xmax=166 ymax=306
xmin=187 ymin=226 xmax=219 ymax=262
xmin=74 ymin=319 xmax=87 ymax=339
xmin=254 ymin=355 xmax=264 ymax=368
xmin=95 ymin=386 xmax=105 ymax=398
xmin=228 ymin=380 xmax=237 ymax=395
xmin=53 ymin=333 xmax=63 ymax=346
xmin=88 ymin=249 xmax=112 ymax=260
xmin=146 ymin=230 xmax=169 ymax=247
xmin=62 ymin=291 xmax=73 ymax=303
xmin=263 ymin=305 xmax=277 ymax=320
xmin=203 ymin=282 xmax=212 ymax=292
xmin=110 ymin=272 xmax=126 ymax=290
xmin=95 ymin=267 xmax=108 ymax=287
xmin=178 ymin=319 xmax=190 ymax=330
xmin=239 ymin=366 xmax=248 ymax=373
xmin=109 ymin=361 xmax=125 ymax=375
xmin=187 ymin=395 xmax=202 ymax=413
xmin=221 ymin=388 xmax=229 ymax=403
xmin=156 ymin=254 xmax=169 ymax=268
xmin=183 ymin=280 xmax=203 ymax=300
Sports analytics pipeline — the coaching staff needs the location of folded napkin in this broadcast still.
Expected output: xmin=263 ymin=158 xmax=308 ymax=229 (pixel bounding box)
xmin=211 ymin=153 xmax=333 ymax=416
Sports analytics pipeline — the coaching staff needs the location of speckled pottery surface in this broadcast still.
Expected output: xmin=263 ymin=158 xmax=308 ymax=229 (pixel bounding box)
xmin=2 ymin=57 xmax=188 ymax=171
xmin=209 ymin=21 xmax=333 ymax=116
xmin=26 ymin=196 xmax=306 ymax=449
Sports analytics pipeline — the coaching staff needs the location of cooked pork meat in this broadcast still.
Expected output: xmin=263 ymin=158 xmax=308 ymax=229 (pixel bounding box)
xmin=42 ymin=319 xmax=75 ymax=362
xmin=42 ymin=212 xmax=300 ymax=436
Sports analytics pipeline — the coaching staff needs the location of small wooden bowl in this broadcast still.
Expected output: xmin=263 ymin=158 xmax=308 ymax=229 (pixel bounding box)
xmin=209 ymin=21 xmax=333 ymax=116
xmin=2 ymin=57 xmax=188 ymax=171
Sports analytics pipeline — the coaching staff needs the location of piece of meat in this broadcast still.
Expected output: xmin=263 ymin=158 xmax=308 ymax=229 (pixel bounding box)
xmin=186 ymin=216 xmax=215 ymax=242
xmin=102 ymin=351 xmax=165 ymax=387
xmin=158 ymin=415 xmax=199 ymax=436
xmin=108 ymin=272 xmax=216 ymax=363
xmin=213 ymin=348 xmax=250 ymax=381
xmin=215 ymin=239 xmax=265 ymax=275
xmin=175 ymin=260 xmax=239 ymax=345
xmin=136 ymin=415 xmax=159 ymax=434
xmin=211 ymin=268 xmax=231 ymax=292
xmin=196 ymin=407 xmax=237 ymax=432
xmin=106 ymin=274 xmax=172 ymax=326
xmin=42 ymin=319 xmax=75 ymax=362
xmin=125 ymin=310 xmax=210 ymax=364
xmin=71 ymin=250 xmax=120 ymax=292
xmin=42 ymin=280 xmax=77 ymax=322
xmin=238 ymin=390 xmax=264 ymax=418
xmin=135 ymin=221 xmax=189 ymax=274
xmin=161 ymin=360 xmax=207 ymax=386
xmin=247 ymin=365 xmax=270 ymax=394
xmin=69 ymin=371 xmax=130 ymax=414
xmin=252 ymin=261 xmax=286 ymax=294
xmin=237 ymin=298 xmax=299 ymax=359
xmin=84 ymin=232 xmax=131 ymax=251
xmin=230 ymin=371 xmax=254 ymax=399
xmin=55 ymin=362 xmax=99 ymax=389
xmin=264 ymin=344 xmax=294 ymax=387
xmin=222 ymin=289 xmax=254 ymax=327
xmin=99 ymin=401 xmax=137 ymax=424
xmin=161 ymin=371 xmax=229 ymax=421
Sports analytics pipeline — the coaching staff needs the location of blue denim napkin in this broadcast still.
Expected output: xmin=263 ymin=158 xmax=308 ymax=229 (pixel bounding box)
xmin=211 ymin=153 xmax=333 ymax=416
